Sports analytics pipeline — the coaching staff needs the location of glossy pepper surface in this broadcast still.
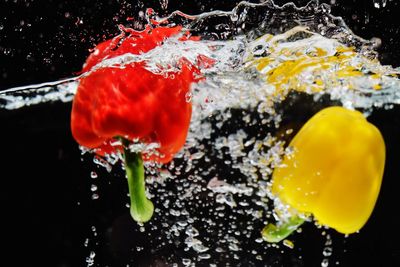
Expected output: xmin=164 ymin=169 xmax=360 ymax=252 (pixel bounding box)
xmin=71 ymin=26 xmax=202 ymax=223
xmin=71 ymin=26 xmax=200 ymax=163
xmin=264 ymin=106 xmax=385 ymax=241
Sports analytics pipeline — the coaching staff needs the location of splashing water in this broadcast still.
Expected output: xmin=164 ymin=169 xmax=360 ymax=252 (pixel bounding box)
xmin=1 ymin=0 xmax=400 ymax=265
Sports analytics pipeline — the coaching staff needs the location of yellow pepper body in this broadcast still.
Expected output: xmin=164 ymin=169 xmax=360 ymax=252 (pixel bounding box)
xmin=271 ymin=106 xmax=385 ymax=234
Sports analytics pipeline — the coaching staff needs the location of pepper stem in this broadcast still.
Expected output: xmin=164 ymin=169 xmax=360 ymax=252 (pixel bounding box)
xmin=262 ymin=215 xmax=305 ymax=243
xmin=123 ymin=147 xmax=154 ymax=223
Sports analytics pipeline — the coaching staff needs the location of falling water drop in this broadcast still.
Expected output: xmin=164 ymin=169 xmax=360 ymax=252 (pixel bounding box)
xmin=160 ymin=0 xmax=168 ymax=10
xmin=90 ymin=171 xmax=98 ymax=179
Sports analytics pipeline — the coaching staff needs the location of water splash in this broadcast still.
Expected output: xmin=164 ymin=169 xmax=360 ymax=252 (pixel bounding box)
xmin=160 ymin=0 xmax=168 ymax=10
xmin=1 ymin=0 xmax=399 ymax=266
xmin=0 ymin=77 xmax=78 ymax=109
xmin=373 ymin=0 xmax=388 ymax=9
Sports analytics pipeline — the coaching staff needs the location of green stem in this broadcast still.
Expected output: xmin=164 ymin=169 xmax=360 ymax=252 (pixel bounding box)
xmin=123 ymin=146 xmax=154 ymax=223
xmin=262 ymin=215 xmax=305 ymax=243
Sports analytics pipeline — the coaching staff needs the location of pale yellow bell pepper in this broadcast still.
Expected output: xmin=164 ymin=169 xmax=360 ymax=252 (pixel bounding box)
xmin=263 ymin=106 xmax=385 ymax=242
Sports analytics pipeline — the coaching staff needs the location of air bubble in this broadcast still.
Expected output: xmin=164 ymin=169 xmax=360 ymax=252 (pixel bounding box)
xmin=321 ymin=258 xmax=329 ymax=267
xmin=86 ymin=251 xmax=95 ymax=267
xmin=198 ymin=253 xmax=211 ymax=260
xmin=283 ymin=239 xmax=294 ymax=249
xmin=323 ymin=247 xmax=333 ymax=257
xmin=93 ymin=156 xmax=112 ymax=172
xmin=182 ymin=258 xmax=191 ymax=266
xmin=185 ymin=226 xmax=200 ymax=237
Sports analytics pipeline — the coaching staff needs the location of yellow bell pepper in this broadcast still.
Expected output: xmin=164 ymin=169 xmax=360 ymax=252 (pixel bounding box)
xmin=263 ymin=106 xmax=385 ymax=242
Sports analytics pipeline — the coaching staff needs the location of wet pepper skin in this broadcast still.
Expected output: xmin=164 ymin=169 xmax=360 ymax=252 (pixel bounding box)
xmin=71 ymin=26 xmax=200 ymax=163
xmin=70 ymin=26 xmax=205 ymax=223
xmin=271 ymin=106 xmax=385 ymax=234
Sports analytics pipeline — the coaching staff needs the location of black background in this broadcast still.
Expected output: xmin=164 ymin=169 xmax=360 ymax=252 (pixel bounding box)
xmin=1 ymin=0 xmax=400 ymax=90
xmin=1 ymin=1 xmax=400 ymax=267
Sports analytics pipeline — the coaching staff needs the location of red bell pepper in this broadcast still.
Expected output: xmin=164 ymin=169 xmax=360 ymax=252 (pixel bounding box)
xmin=71 ymin=26 xmax=202 ymax=223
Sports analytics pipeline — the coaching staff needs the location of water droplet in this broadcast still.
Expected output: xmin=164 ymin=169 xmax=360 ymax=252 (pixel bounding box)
xmin=255 ymin=238 xmax=264 ymax=243
xmin=177 ymin=221 xmax=188 ymax=227
xmin=160 ymin=0 xmax=168 ymax=10
xmin=228 ymin=243 xmax=239 ymax=251
xmin=191 ymin=151 xmax=204 ymax=160
xmin=216 ymin=193 xmax=237 ymax=207
xmin=86 ymin=251 xmax=96 ymax=266
xmin=373 ymin=0 xmax=386 ymax=8
xmin=185 ymin=226 xmax=199 ymax=237
xmin=285 ymin=129 xmax=293 ymax=135
xmin=93 ymin=156 xmax=112 ymax=172
xmin=185 ymin=92 xmax=193 ymax=102
xmin=323 ymin=247 xmax=333 ymax=257
xmin=321 ymin=258 xmax=329 ymax=267
xmin=182 ymin=258 xmax=191 ymax=266
xmin=193 ymin=243 xmax=209 ymax=253
xmin=170 ymin=209 xmax=181 ymax=217
xmin=198 ymin=253 xmax=211 ymax=260
xmin=283 ymin=239 xmax=294 ymax=249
